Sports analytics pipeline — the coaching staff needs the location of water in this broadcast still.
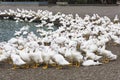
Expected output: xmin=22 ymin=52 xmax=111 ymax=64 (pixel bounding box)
xmin=0 ymin=20 xmax=58 ymax=42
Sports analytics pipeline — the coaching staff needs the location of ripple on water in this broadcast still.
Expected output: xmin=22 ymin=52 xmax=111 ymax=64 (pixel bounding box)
xmin=0 ymin=20 xmax=58 ymax=42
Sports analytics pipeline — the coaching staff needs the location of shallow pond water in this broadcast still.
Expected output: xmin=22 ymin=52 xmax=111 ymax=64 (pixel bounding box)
xmin=0 ymin=20 xmax=57 ymax=42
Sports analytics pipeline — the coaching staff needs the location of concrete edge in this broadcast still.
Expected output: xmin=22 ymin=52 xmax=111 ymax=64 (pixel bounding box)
xmin=0 ymin=1 xmax=119 ymax=6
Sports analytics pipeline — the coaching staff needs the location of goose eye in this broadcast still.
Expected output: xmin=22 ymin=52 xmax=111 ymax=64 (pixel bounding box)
xmin=38 ymin=42 xmax=42 ymax=45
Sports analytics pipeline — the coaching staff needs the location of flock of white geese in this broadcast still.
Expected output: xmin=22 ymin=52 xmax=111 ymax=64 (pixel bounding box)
xmin=0 ymin=9 xmax=120 ymax=69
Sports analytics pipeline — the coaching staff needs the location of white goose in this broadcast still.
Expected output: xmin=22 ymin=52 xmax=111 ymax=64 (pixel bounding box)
xmin=51 ymin=52 xmax=70 ymax=69
xmin=98 ymin=45 xmax=117 ymax=61
xmin=29 ymin=48 xmax=43 ymax=68
xmin=17 ymin=48 xmax=31 ymax=68
xmin=114 ymin=15 xmax=119 ymax=23
xmin=70 ymin=49 xmax=83 ymax=67
xmin=85 ymin=51 xmax=102 ymax=60
xmin=82 ymin=60 xmax=102 ymax=66
xmin=40 ymin=46 xmax=53 ymax=69
xmin=11 ymin=52 xmax=26 ymax=69
xmin=0 ymin=50 xmax=8 ymax=62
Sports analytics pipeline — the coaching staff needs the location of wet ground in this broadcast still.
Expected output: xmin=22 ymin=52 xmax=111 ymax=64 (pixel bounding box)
xmin=0 ymin=5 xmax=120 ymax=80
